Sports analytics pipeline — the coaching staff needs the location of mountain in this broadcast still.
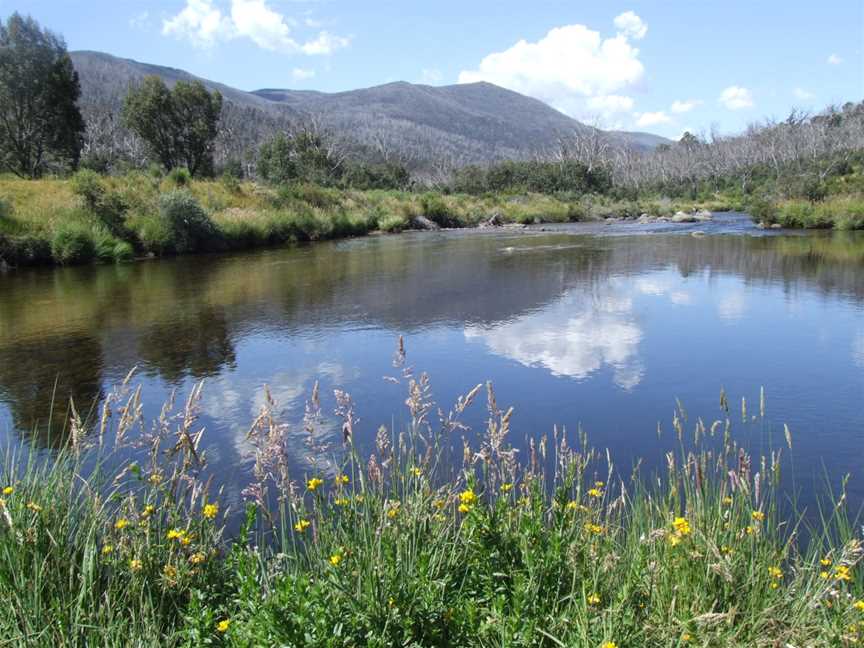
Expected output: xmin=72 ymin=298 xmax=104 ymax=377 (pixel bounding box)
xmin=69 ymin=50 xmax=671 ymax=171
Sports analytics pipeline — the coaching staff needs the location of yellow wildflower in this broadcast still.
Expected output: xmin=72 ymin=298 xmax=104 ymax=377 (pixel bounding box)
xmin=672 ymin=517 xmax=691 ymax=536
xmin=836 ymin=565 xmax=853 ymax=582
xmin=180 ymin=534 xmax=192 ymax=546
xmin=167 ymin=528 xmax=185 ymax=541
xmin=500 ymin=483 xmax=513 ymax=493
xmin=335 ymin=474 xmax=350 ymax=485
xmin=751 ymin=510 xmax=765 ymax=522
xmin=854 ymin=600 xmax=864 ymax=612
xmin=768 ymin=566 xmax=783 ymax=579
xmin=587 ymin=593 xmax=601 ymax=605
xmin=307 ymin=477 xmax=324 ymax=491
xmin=770 ymin=582 xmax=779 ymax=590
xmin=163 ymin=564 xmax=177 ymax=580
xmin=566 ymin=500 xmax=579 ymax=511
xmin=585 ymin=523 xmax=604 ymax=535
xmin=2 ymin=486 xmax=13 ymax=496
xmin=114 ymin=518 xmax=130 ymax=531
xmin=26 ymin=502 xmax=42 ymax=512
xmin=820 ymin=571 xmax=830 ymax=579
xmin=329 ymin=553 xmax=343 ymax=566
xmin=458 ymin=503 xmax=473 ymax=514
xmin=142 ymin=504 xmax=156 ymax=517
xmin=410 ymin=467 xmax=422 ymax=477
xmin=820 ymin=557 xmax=832 ymax=566
xmin=202 ymin=503 xmax=218 ymax=519
xmin=744 ymin=526 xmax=754 ymax=535
xmin=148 ymin=473 xmax=162 ymax=485
xmin=189 ymin=552 xmax=206 ymax=565
xmin=459 ymin=489 xmax=478 ymax=506
xmin=216 ymin=619 xmax=230 ymax=633
xmin=101 ymin=545 xmax=114 ymax=556
xmin=334 ymin=497 xmax=350 ymax=506
xmin=682 ymin=634 xmax=692 ymax=642
xmin=594 ymin=481 xmax=605 ymax=488
xmin=387 ymin=502 xmax=400 ymax=519
xmin=433 ymin=499 xmax=446 ymax=510
xmin=722 ymin=496 xmax=733 ymax=506
xmin=294 ymin=519 xmax=311 ymax=532
xmin=601 ymin=642 xmax=618 ymax=648
xmin=667 ymin=534 xmax=682 ymax=547
xmin=587 ymin=488 xmax=603 ymax=499
xmin=130 ymin=558 xmax=143 ymax=572
xmin=721 ymin=545 xmax=733 ymax=556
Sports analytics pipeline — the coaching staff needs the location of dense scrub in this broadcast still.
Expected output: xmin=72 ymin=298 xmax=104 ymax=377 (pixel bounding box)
xmin=0 ymin=358 xmax=861 ymax=647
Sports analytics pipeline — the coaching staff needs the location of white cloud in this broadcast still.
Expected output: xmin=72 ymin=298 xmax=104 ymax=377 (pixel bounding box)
xmin=670 ymin=99 xmax=701 ymax=113
xmin=793 ymin=87 xmax=814 ymax=100
xmin=292 ymin=67 xmax=315 ymax=81
xmin=719 ymin=86 xmax=753 ymax=110
xmin=163 ymin=0 xmax=349 ymax=55
xmin=457 ymin=14 xmax=646 ymax=121
xmin=635 ymin=111 xmax=671 ymax=126
xmin=613 ymin=11 xmax=647 ymax=40
xmin=717 ymin=292 xmax=746 ymax=320
xmin=162 ymin=0 xmax=233 ymax=48
xmin=300 ymin=30 xmax=350 ymax=55
xmin=827 ymin=53 xmax=843 ymax=65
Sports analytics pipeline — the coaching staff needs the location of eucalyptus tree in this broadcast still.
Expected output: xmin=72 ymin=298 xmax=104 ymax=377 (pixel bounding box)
xmin=0 ymin=13 xmax=85 ymax=178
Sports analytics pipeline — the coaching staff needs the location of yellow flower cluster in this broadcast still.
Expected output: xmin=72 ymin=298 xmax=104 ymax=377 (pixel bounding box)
xmin=329 ymin=553 xmax=343 ymax=566
xmin=217 ymin=619 xmax=231 ymax=633
xmin=668 ymin=516 xmax=691 ymax=547
xmin=587 ymin=593 xmax=601 ymax=605
xmin=203 ymin=503 xmax=219 ymax=519
xmin=294 ymin=519 xmax=311 ymax=532
xmin=500 ymin=483 xmax=513 ymax=494
xmin=335 ymin=474 xmax=350 ymax=485
xmin=458 ymin=488 xmax=477 ymax=513
xmin=2 ymin=486 xmax=13 ymax=495
xmin=307 ymin=477 xmax=324 ymax=491
xmin=751 ymin=510 xmax=765 ymax=522
xmin=166 ymin=528 xmax=192 ymax=545
xmin=114 ymin=518 xmax=130 ymax=531
xmin=835 ymin=565 xmax=853 ymax=582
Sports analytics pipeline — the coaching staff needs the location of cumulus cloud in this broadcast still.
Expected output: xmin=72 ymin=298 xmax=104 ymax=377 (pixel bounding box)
xmin=162 ymin=0 xmax=349 ymax=55
xmin=635 ymin=111 xmax=671 ymax=126
xmin=827 ymin=53 xmax=843 ymax=65
xmin=163 ymin=0 xmax=233 ymax=47
xmin=129 ymin=10 xmax=151 ymax=31
xmin=457 ymin=14 xmax=646 ymax=121
xmin=719 ymin=86 xmax=753 ymax=110
xmin=670 ymin=99 xmax=701 ymax=113
xmin=613 ymin=11 xmax=647 ymax=40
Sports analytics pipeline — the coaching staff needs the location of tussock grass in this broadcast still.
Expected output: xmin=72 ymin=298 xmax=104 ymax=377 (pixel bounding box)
xmin=0 ymin=174 xmax=742 ymax=269
xmin=0 ymin=346 xmax=861 ymax=646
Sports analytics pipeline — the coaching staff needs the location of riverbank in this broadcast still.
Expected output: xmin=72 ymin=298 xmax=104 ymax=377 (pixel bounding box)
xmin=0 ymin=173 xmax=738 ymax=269
xmin=0 ymin=372 xmax=861 ymax=647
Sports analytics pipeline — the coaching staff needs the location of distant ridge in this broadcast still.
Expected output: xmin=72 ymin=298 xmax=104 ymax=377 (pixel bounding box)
xmin=70 ymin=50 xmax=671 ymax=170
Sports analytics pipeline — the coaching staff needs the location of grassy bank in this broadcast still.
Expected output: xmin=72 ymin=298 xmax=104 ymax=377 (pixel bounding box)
xmin=748 ymin=195 xmax=864 ymax=230
xmin=0 ymin=172 xmax=738 ymax=268
xmin=0 ymin=364 xmax=861 ymax=647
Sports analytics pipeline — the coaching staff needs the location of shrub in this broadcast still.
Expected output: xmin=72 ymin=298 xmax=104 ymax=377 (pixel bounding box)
xmin=158 ymin=190 xmax=218 ymax=253
xmin=168 ymin=167 xmax=192 ymax=187
xmin=50 ymin=222 xmax=96 ymax=264
xmin=70 ymin=169 xmax=105 ymax=211
xmin=420 ymin=193 xmax=457 ymax=227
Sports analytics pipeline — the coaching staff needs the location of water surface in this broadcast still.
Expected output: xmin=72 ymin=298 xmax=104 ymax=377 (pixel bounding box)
xmin=1 ymin=213 xmax=863 ymax=510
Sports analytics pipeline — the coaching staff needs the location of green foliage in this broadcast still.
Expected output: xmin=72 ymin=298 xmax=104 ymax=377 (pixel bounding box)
xmin=453 ymin=160 xmax=612 ymax=195
xmin=70 ymin=169 xmax=105 ymax=210
xmin=168 ymin=167 xmax=191 ymax=187
xmin=157 ymin=190 xmax=218 ymax=253
xmin=50 ymin=221 xmax=96 ymax=264
xmin=420 ymin=192 xmax=457 ymax=227
xmin=342 ymin=161 xmax=411 ymax=190
xmin=257 ymin=129 xmax=343 ymax=186
xmin=123 ymin=76 xmax=222 ymax=177
xmin=0 ymin=13 xmax=85 ymax=178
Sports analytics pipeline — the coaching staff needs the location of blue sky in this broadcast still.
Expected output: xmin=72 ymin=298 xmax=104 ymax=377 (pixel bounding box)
xmin=10 ymin=0 xmax=864 ymax=138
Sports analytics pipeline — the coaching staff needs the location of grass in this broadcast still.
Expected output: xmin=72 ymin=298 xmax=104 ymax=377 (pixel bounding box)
xmin=0 ymin=173 xmax=744 ymax=269
xmin=751 ymin=195 xmax=864 ymax=230
xmin=0 ymin=353 xmax=861 ymax=647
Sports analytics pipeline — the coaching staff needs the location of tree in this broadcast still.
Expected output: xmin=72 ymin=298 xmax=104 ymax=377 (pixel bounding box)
xmin=123 ymin=76 xmax=222 ymax=176
xmin=0 ymin=14 xmax=85 ymax=178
